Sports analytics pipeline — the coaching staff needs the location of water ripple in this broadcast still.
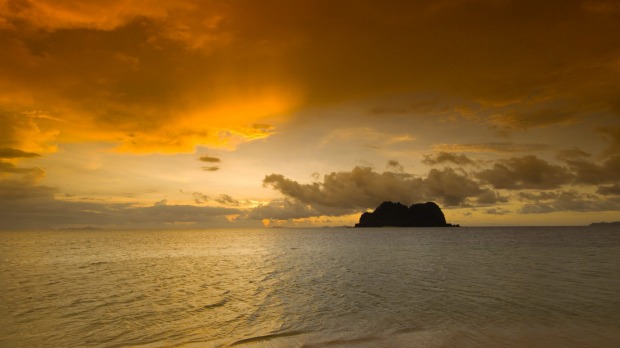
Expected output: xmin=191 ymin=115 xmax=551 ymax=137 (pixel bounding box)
xmin=1 ymin=227 xmax=619 ymax=347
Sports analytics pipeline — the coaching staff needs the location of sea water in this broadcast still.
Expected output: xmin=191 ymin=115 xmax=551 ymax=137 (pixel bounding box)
xmin=1 ymin=226 xmax=619 ymax=347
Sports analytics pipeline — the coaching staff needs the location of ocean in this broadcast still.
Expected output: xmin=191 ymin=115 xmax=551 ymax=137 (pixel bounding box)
xmin=1 ymin=226 xmax=619 ymax=347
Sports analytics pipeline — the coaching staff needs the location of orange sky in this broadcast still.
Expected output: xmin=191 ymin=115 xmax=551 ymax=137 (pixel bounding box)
xmin=1 ymin=0 xmax=620 ymax=229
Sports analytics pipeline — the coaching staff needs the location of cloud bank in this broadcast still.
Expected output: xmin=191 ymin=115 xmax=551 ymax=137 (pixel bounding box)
xmin=257 ymin=166 xmax=502 ymax=220
xmin=2 ymin=0 xmax=620 ymax=155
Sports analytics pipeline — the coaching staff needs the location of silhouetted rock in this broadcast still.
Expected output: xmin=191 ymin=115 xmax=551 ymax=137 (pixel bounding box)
xmin=355 ymin=201 xmax=457 ymax=227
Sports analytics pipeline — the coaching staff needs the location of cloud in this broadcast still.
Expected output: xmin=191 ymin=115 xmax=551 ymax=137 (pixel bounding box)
xmin=422 ymin=152 xmax=475 ymax=166
xmin=433 ymin=142 xmax=551 ymax=153
xmin=556 ymin=147 xmax=591 ymax=161
xmin=153 ymin=199 xmax=168 ymax=206
xmin=192 ymin=192 xmax=208 ymax=204
xmin=0 ymin=178 xmax=55 ymax=200
xmin=262 ymin=167 xmax=425 ymax=214
xmin=518 ymin=191 xmax=562 ymax=202
xmin=215 ymin=194 xmax=239 ymax=206
xmin=123 ymin=204 xmax=240 ymax=225
xmin=582 ymin=0 xmax=620 ymax=14
xmin=259 ymin=165 xmax=502 ymax=220
xmin=0 ymin=147 xmax=40 ymax=158
xmin=488 ymin=106 xmax=580 ymax=130
xmin=0 ymin=160 xmax=42 ymax=175
xmin=0 ymin=161 xmax=246 ymax=229
xmin=564 ymin=155 xmax=620 ymax=185
xmin=424 ymin=167 xmax=485 ymax=206
xmin=0 ymin=0 xmax=169 ymax=31
xmin=484 ymin=208 xmax=512 ymax=215
xmin=518 ymin=190 xmax=620 ymax=214
xmin=386 ymin=160 xmax=403 ymax=171
xmin=597 ymin=184 xmax=620 ymax=196
xmin=601 ymin=126 xmax=620 ymax=157
xmin=0 ymin=157 xmax=46 ymax=186
xmin=476 ymin=189 xmax=509 ymax=205
xmin=0 ymin=178 xmax=243 ymax=229
xmin=0 ymin=112 xmax=60 ymax=154
xmin=476 ymin=155 xmax=573 ymax=189
xmin=248 ymin=199 xmax=322 ymax=221
xmin=198 ymin=155 xmax=221 ymax=163
xmin=198 ymin=155 xmax=221 ymax=171
xmin=0 ymin=1 xmax=297 ymax=154
xmin=554 ymin=130 xmax=620 ymax=185
xmin=319 ymin=127 xmax=415 ymax=150
xmin=2 ymin=0 xmax=619 ymax=155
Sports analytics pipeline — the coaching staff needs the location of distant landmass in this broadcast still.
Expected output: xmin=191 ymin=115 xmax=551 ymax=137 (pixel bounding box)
xmin=355 ymin=201 xmax=458 ymax=227
xmin=589 ymin=221 xmax=620 ymax=227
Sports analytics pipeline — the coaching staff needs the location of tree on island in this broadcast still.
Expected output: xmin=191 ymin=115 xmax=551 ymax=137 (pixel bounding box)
xmin=355 ymin=201 xmax=458 ymax=227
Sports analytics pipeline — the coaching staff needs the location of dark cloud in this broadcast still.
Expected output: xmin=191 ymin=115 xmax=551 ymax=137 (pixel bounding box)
xmin=597 ymin=183 xmax=620 ymax=196
xmin=0 ymin=161 xmax=45 ymax=181
xmin=600 ymin=126 xmax=620 ymax=157
xmin=424 ymin=167 xmax=485 ymax=206
xmin=0 ymin=4 xmax=288 ymax=153
xmin=433 ymin=142 xmax=551 ymax=153
xmin=0 ymin=165 xmax=245 ymax=229
xmin=518 ymin=191 xmax=562 ymax=202
xmin=564 ymin=155 xmax=620 ymax=185
xmin=123 ymin=204 xmax=240 ymax=225
xmin=0 ymin=178 xmax=55 ymax=201
xmin=484 ymin=208 xmax=511 ymax=215
xmin=0 ymin=161 xmax=29 ymax=173
xmin=0 ymin=180 xmax=242 ymax=229
xmin=215 ymin=194 xmax=239 ymax=206
xmin=423 ymin=152 xmax=475 ymax=166
xmin=556 ymin=130 xmax=620 ymax=184
xmin=198 ymin=155 xmax=221 ymax=163
xmin=490 ymin=105 xmax=580 ymax=130
xmin=476 ymin=190 xmax=509 ymax=205
xmin=262 ymin=167 xmax=425 ymax=214
xmin=386 ymin=160 xmax=403 ymax=172
xmin=556 ymin=147 xmax=591 ymax=161
xmin=199 ymin=155 xmax=222 ymax=172
xmin=0 ymin=147 xmax=40 ymax=158
xmin=192 ymin=192 xmax=208 ymax=204
xmin=476 ymin=155 xmax=573 ymax=189
xmin=260 ymin=166 xmax=501 ymax=220
xmin=2 ymin=0 xmax=620 ymax=155
xmin=518 ymin=190 xmax=620 ymax=214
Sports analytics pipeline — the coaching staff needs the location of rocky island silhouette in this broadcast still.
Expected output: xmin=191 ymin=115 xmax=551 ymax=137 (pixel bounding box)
xmin=355 ymin=201 xmax=458 ymax=227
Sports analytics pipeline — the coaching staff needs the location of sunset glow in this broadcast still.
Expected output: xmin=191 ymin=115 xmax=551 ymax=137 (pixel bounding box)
xmin=2 ymin=0 xmax=620 ymax=229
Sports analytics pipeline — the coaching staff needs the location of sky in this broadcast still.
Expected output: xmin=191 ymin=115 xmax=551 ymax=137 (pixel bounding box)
xmin=1 ymin=0 xmax=620 ymax=229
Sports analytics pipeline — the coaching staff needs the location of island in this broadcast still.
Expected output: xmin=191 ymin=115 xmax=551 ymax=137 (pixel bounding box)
xmin=354 ymin=201 xmax=458 ymax=227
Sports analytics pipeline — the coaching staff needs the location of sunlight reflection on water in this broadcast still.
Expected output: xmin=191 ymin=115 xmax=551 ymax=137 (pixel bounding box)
xmin=1 ymin=227 xmax=619 ymax=347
